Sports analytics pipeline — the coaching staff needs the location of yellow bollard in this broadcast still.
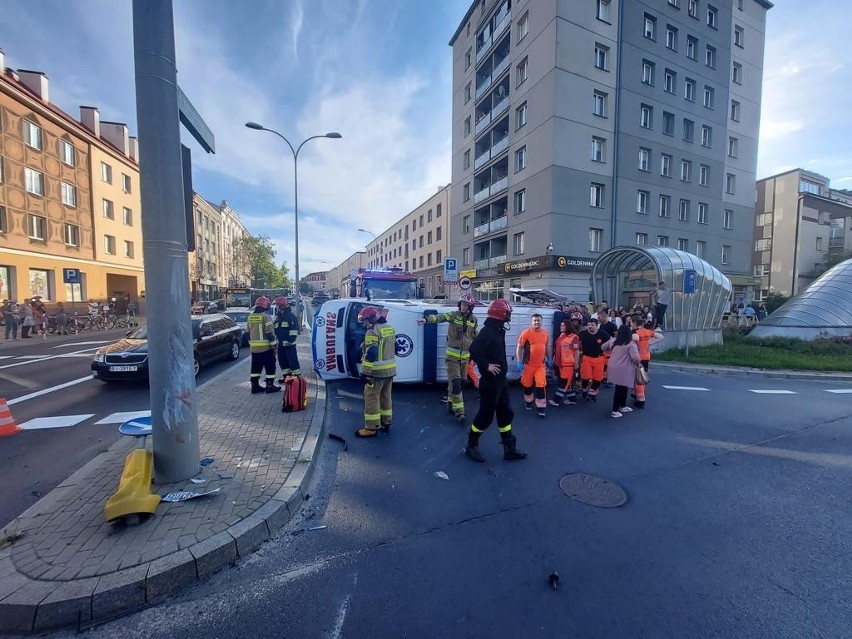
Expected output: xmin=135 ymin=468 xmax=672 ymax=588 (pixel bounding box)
xmin=104 ymin=448 xmax=161 ymax=522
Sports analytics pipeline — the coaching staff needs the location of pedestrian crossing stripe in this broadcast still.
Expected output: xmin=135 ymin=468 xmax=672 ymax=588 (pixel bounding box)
xmin=20 ymin=414 xmax=95 ymax=430
xmin=826 ymin=389 xmax=852 ymax=394
xmin=0 ymin=356 xmax=13 ymax=360
xmin=749 ymin=390 xmax=797 ymax=394
xmin=662 ymin=385 xmax=710 ymax=391
xmin=95 ymin=411 xmax=151 ymax=425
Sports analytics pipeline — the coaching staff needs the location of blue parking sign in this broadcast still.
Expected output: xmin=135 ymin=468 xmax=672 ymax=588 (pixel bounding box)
xmin=63 ymin=268 xmax=80 ymax=284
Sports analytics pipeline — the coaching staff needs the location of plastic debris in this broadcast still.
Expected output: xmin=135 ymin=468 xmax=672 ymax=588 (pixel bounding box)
xmin=307 ymin=525 xmax=327 ymax=531
xmin=189 ymin=478 xmax=206 ymax=484
xmin=237 ymin=459 xmax=261 ymax=469
xmin=161 ymin=488 xmax=221 ymax=503
xmin=433 ymin=471 xmax=450 ymax=480
xmin=548 ymin=572 xmax=560 ymax=590
xmin=199 ymin=457 xmax=215 ymax=466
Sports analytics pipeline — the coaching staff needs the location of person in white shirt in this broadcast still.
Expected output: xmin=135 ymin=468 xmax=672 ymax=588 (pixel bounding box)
xmin=653 ymin=282 xmax=671 ymax=330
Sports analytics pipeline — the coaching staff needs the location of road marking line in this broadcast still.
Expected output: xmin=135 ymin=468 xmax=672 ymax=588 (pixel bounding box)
xmin=749 ymin=389 xmax=797 ymax=394
xmin=7 ymin=375 xmax=93 ymax=405
xmin=826 ymin=389 xmax=852 ymax=394
xmin=95 ymin=410 xmax=151 ymax=425
xmin=51 ymin=340 xmax=113 ymax=348
xmin=12 ymin=355 xmax=49 ymax=360
xmin=19 ymin=414 xmax=95 ymax=430
xmin=0 ymin=356 xmax=13 ymax=360
xmin=662 ymin=385 xmax=711 ymax=391
xmin=0 ymin=345 xmax=101 ymax=370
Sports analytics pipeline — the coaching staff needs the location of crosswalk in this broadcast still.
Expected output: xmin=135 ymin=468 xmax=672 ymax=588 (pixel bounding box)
xmin=662 ymin=385 xmax=852 ymax=395
xmin=19 ymin=410 xmax=150 ymax=431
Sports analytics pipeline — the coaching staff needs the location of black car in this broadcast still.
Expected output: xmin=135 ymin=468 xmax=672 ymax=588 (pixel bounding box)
xmin=91 ymin=314 xmax=242 ymax=382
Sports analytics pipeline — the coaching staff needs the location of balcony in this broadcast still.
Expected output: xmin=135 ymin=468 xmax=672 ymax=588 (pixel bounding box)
xmin=490 ymin=135 xmax=509 ymax=157
xmin=490 ymin=254 xmax=508 ymax=268
xmin=474 ymin=148 xmax=491 ymax=170
xmin=473 ymin=221 xmax=491 ymax=238
xmin=476 ymin=8 xmax=511 ymax=63
xmin=474 ymin=186 xmax=490 ymax=204
xmin=473 ymin=215 xmax=508 ymax=238
xmin=490 ymin=176 xmax=508 ymax=195
xmin=492 ymin=55 xmax=510 ymax=81
xmin=475 ymin=75 xmax=491 ymax=100
xmin=475 ymin=111 xmax=492 ymax=136
xmin=473 ymin=258 xmax=491 ymax=271
xmin=492 ymin=95 xmax=509 ymax=119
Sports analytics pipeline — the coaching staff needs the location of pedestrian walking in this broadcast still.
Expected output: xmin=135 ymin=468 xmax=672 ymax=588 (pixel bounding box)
xmin=273 ymin=296 xmax=301 ymax=381
xmin=631 ymin=316 xmax=663 ymax=409
xmin=602 ymin=324 xmax=641 ymax=419
xmin=464 ymin=298 xmax=526 ymax=462
xmin=549 ymin=319 xmax=580 ymax=407
xmin=127 ymin=300 xmax=138 ymax=326
xmin=653 ymin=282 xmax=671 ymax=330
xmin=417 ymin=293 xmax=479 ymax=423
xmin=516 ymin=313 xmax=550 ymax=417
xmin=247 ymin=296 xmax=280 ymax=394
xmin=355 ymin=306 xmax=397 ymax=438
xmin=2 ymin=300 xmax=18 ymax=340
xmin=19 ymin=299 xmax=34 ymax=338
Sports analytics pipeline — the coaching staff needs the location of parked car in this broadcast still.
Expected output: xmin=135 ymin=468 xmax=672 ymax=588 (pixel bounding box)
xmin=91 ymin=314 xmax=242 ymax=382
xmin=191 ymin=300 xmax=213 ymax=314
xmin=221 ymin=307 xmax=251 ymax=347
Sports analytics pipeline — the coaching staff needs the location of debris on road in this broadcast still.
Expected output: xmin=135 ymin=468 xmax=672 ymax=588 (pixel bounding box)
xmin=433 ymin=471 xmax=450 ymax=480
xmin=307 ymin=525 xmax=327 ymax=531
xmin=548 ymin=572 xmax=560 ymax=590
xmin=199 ymin=457 xmax=215 ymax=466
xmin=190 ymin=478 xmax=206 ymax=484
xmin=161 ymin=488 xmax=222 ymax=503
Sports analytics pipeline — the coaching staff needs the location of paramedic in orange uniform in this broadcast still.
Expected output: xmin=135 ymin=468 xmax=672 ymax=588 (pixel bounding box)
xmin=549 ymin=320 xmax=580 ymax=407
xmin=632 ymin=316 xmax=664 ymax=409
xmin=578 ymin=317 xmax=607 ymax=402
xmin=515 ymin=313 xmax=549 ymax=418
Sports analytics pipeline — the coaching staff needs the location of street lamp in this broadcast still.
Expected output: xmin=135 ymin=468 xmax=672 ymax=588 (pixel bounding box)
xmin=357 ymin=228 xmax=377 ymax=240
xmin=245 ymin=122 xmax=341 ymax=325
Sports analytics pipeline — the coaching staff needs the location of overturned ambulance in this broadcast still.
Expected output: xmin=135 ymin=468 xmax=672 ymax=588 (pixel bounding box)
xmin=311 ymin=298 xmax=566 ymax=384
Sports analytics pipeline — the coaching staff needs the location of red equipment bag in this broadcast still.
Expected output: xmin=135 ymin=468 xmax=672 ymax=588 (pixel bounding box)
xmin=282 ymin=375 xmax=307 ymax=413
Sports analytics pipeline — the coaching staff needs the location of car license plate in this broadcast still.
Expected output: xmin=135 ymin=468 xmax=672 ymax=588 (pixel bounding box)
xmin=109 ymin=365 xmax=138 ymax=372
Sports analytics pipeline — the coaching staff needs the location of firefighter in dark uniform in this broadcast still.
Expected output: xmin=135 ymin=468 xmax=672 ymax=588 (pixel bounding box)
xmin=273 ymin=296 xmax=301 ymax=382
xmin=465 ymin=298 xmax=527 ymax=463
xmin=355 ymin=306 xmax=397 ymax=438
xmin=247 ymin=296 xmax=280 ymax=394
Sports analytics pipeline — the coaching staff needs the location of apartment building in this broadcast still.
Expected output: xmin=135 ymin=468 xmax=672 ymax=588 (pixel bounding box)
xmin=364 ymin=185 xmax=451 ymax=297
xmin=190 ymin=195 xmax=223 ymax=302
xmin=449 ymin=0 xmax=770 ymax=302
xmin=218 ymin=199 xmax=250 ymax=288
xmin=0 ymin=52 xmax=143 ymax=306
xmin=301 ymin=270 xmax=328 ymax=292
xmin=753 ymin=169 xmax=852 ymax=298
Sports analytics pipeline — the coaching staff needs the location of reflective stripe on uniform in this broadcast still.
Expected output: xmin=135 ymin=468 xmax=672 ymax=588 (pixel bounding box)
xmin=498 ymin=424 xmax=512 ymax=433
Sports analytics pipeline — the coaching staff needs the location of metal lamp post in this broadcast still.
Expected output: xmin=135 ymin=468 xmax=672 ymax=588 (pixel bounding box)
xmin=245 ymin=122 xmax=341 ymax=325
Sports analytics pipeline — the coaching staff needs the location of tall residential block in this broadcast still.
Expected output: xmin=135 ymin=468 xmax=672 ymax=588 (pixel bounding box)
xmin=449 ymin=0 xmax=771 ymax=302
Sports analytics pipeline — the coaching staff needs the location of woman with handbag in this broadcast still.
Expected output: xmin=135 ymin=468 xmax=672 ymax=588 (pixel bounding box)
xmin=601 ymin=324 xmax=641 ymax=419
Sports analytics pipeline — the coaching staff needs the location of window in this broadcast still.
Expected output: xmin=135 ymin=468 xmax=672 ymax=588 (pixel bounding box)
xmin=419 ymin=256 xmax=424 ymax=268
xmin=642 ymin=60 xmax=655 ymax=85
xmin=657 ymin=235 xmax=670 ymax=247
xmin=517 ymin=12 xmax=529 ymax=40
xmin=516 ymin=58 xmax=529 ymax=86
xmin=669 ymin=0 xmax=680 ymax=6
xmin=124 ymin=240 xmax=135 ymax=259
xmin=516 ymin=102 xmax=527 ymax=129
xmin=101 ymin=162 xmax=113 ymax=183
xmin=636 ymin=232 xmax=648 ymax=245
xmin=419 ymin=236 xmax=424 ymax=248
xmin=463 ymin=149 xmax=471 ymax=170
xmin=596 ymin=0 xmax=611 ymax=22
xmin=464 ymin=116 xmax=471 ymax=136
xmin=515 ymin=145 xmax=527 ymax=171
xmin=436 ymin=227 xmax=442 ymax=241
xmin=678 ymin=238 xmax=689 ymax=251
xmin=589 ymin=228 xmax=603 ymax=252
xmin=592 ymin=137 xmax=606 ymax=162
xmin=705 ymin=45 xmax=716 ymax=68
xmin=437 ymin=203 xmax=442 ymax=217
xmin=681 ymin=160 xmax=693 ymax=182
xmin=707 ymin=5 xmax=718 ymax=28
xmin=644 ymin=14 xmax=657 ymax=40
xmin=754 ymin=264 xmax=770 ymax=277
xmin=590 ymin=183 xmax=605 ymax=208
xmin=732 ymin=62 xmax=742 ymax=84
xmin=684 ymin=78 xmax=696 ymax=101
xmin=659 ymin=195 xmax=671 ymax=218
xmin=728 ymin=137 xmax=738 ymax=158
xmin=734 ymin=25 xmax=744 ymax=47
xmin=722 ymin=244 xmax=731 ymax=265
xmin=666 ymin=25 xmax=678 ymax=50
xmin=595 ymin=43 xmax=611 ymax=71
xmin=28 ymin=214 xmax=47 ymax=240
xmin=661 ymin=154 xmax=672 ymax=177
xmin=664 ymin=69 xmax=677 ymax=94
xmin=463 ymin=247 xmax=470 ymax=266
xmin=637 ymin=190 xmax=650 ymax=214
xmin=663 ymin=111 xmax=675 ymax=136
xmin=436 ymin=250 xmax=442 ymax=263
xmin=23 ymin=120 xmax=43 ymax=149
xmin=0 ymin=207 xmax=5 ymax=233
xmin=465 ymin=48 xmax=472 ymax=70
xmin=683 ymin=118 xmax=694 ymax=142
xmin=725 ymin=173 xmax=736 ymax=194
xmin=427 ymin=253 xmax=433 ymax=266
xmin=513 ymin=232 xmax=525 ymax=255
xmin=61 ymin=182 xmax=77 ymax=207
xmin=701 ymin=125 xmax=712 ymax=148
xmin=640 ymin=104 xmax=653 ymax=129
xmin=756 ymin=213 xmax=773 ymax=226
xmin=103 ymin=199 xmax=115 ymax=219
xmin=463 ymin=183 xmax=470 ymax=202
xmin=638 ymin=147 xmax=650 ymax=171
xmin=593 ymin=90 xmax=608 ymax=117
xmin=123 ymin=207 xmax=133 ymax=225
xmin=464 ymin=82 xmax=471 ymax=103
xmin=687 ymin=35 xmax=697 ymax=60
xmin=816 ymin=237 xmax=824 ymax=251
xmin=698 ymin=202 xmax=708 ymax=224
xmin=64 ymin=223 xmax=79 ymax=247
xmin=60 ymin=140 xmax=76 ymax=166
xmin=463 ymin=215 xmax=471 ymax=233
xmin=0 ymin=157 xmax=3 ymax=183
xmin=25 ymin=168 xmax=44 ymax=195
xmin=514 ymin=189 xmax=526 ymax=214
xmin=699 ymin=164 xmax=710 ymax=186
xmin=754 ymin=238 xmax=771 ymax=251
xmin=679 ymin=199 xmax=691 ymax=221
xmin=427 ymin=230 xmax=433 ymax=244
xmin=689 ymin=0 xmax=699 ymax=17
xmin=695 ymin=240 xmax=706 ymax=258
xmin=703 ymin=86 xmax=715 ymax=108
xmin=730 ymin=100 xmax=741 ymax=121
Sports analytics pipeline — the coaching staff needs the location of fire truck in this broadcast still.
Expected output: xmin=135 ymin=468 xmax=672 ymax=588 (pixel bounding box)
xmin=340 ymin=268 xmax=419 ymax=301
xmin=311 ymin=297 xmax=566 ymax=384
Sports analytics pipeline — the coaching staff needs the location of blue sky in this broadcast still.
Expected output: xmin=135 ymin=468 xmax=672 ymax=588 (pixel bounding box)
xmin=1 ymin=0 xmax=849 ymax=276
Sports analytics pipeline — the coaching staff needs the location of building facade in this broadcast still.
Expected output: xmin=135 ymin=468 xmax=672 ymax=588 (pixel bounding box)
xmin=189 ymin=195 xmax=222 ymax=302
xmin=449 ymin=0 xmax=770 ymax=302
xmin=301 ymin=270 xmax=328 ymax=293
xmin=327 ymin=251 xmax=366 ymax=297
xmin=218 ymin=199 xmax=250 ymax=289
xmin=0 ymin=54 xmax=143 ymax=309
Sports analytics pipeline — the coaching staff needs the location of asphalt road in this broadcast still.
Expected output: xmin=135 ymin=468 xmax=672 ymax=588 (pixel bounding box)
xmin=0 ymin=330 xmax=248 ymax=528
xmin=59 ymin=367 xmax=852 ymax=639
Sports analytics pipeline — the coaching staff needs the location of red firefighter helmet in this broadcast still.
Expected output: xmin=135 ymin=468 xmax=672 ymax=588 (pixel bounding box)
xmin=273 ymin=296 xmax=289 ymax=307
xmin=486 ymin=298 xmax=512 ymax=321
xmin=458 ymin=293 xmax=477 ymax=307
xmin=254 ymin=296 xmax=271 ymax=309
xmin=357 ymin=305 xmax=381 ymax=324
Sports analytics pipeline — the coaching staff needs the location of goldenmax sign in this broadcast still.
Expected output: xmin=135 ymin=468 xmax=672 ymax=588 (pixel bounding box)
xmin=502 ymin=255 xmax=596 ymax=274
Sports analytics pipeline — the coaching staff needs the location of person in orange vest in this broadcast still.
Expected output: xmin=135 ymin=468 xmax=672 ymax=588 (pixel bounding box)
xmin=515 ymin=313 xmax=549 ymax=418
xmin=549 ymin=319 xmax=580 ymax=406
xmin=578 ymin=317 xmax=608 ymax=402
xmin=632 ymin=315 xmax=664 ymax=408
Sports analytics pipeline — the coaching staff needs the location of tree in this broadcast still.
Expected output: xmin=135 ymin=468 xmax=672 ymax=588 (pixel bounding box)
xmin=234 ymin=236 xmax=283 ymax=288
xmin=278 ymin=262 xmax=293 ymax=292
xmin=765 ymin=292 xmax=790 ymax=314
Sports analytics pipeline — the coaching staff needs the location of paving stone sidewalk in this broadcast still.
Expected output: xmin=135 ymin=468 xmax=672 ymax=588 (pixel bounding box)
xmin=0 ymin=339 xmax=325 ymax=635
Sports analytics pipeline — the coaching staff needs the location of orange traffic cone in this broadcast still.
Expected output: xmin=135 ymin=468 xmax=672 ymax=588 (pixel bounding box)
xmin=0 ymin=398 xmax=22 ymax=437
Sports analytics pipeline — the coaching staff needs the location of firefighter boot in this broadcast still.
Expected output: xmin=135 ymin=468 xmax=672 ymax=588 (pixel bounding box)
xmin=465 ymin=431 xmax=486 ymax=463
xmin=251 ymin=379 xmax=264 ymax=394
xmin=265 ymin=381 xmax=282 ymax=393
xmin=501 ymin=434 xmax=528 ymax=461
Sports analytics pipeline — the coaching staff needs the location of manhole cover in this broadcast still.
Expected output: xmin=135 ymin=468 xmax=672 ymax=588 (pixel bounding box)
xmin=559 ymin=473 xmax=628 ymax=508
